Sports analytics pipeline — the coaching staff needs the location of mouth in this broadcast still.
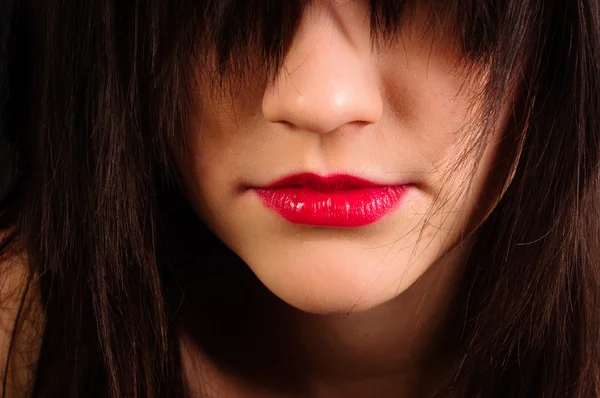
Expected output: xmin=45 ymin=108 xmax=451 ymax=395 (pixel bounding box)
xmin=251 ymin=173 xmax=411 ymax=228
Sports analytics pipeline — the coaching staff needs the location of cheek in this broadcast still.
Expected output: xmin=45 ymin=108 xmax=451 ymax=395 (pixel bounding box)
xmin=380 ymin=52 xmax=486 ymax=179
xmin=185 ymin=95 xmax=248 ymax=179
xmin=177 ymin=100 xmax=240 ymax=233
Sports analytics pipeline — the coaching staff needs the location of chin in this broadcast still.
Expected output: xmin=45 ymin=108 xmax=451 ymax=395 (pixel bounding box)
xmin=274 ymin=287 xmax=391 ymax=315
xmin=242 ymin=252 xmax=423 ymax=315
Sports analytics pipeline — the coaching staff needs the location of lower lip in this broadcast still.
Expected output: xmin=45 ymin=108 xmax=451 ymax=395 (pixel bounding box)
xmin=254 ymin=186 xmax=408 ymax=227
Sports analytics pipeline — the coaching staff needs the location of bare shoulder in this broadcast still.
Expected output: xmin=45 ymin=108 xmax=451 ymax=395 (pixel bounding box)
xmin=0 ymin=233 xmax=42 ymax=398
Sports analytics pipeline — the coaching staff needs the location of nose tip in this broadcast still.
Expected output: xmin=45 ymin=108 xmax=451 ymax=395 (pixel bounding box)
xmin=262 ymin=70 xmax=383 ymax=133
xmin=261 ymin=9 xmax=383 ymax=134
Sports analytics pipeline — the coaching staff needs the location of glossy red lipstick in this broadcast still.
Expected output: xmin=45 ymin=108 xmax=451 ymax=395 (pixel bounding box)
xmin=254 ymin=173 xmax=408 ymax=227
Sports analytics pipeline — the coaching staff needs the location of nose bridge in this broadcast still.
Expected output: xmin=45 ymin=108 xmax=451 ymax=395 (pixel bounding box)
xmin=261 ymin=5 xmax=383 ymax=134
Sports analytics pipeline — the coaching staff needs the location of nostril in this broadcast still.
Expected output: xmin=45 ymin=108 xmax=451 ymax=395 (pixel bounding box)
xmin=262 ymin=84 xmax=383 ymax=134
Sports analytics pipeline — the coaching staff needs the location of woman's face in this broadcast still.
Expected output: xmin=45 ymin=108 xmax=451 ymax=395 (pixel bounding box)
xmin=180 ymin=1 xmax=512 ymax=314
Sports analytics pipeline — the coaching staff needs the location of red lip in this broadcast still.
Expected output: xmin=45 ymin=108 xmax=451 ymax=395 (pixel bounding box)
xmin=253 ymin=173 xmax=410 ymax=227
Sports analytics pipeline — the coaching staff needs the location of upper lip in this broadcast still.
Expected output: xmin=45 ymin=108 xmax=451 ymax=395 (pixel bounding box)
xmin=257 ymin=173 xmax=397 ymax=192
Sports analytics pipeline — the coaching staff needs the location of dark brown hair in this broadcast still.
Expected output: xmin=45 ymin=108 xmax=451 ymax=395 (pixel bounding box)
xmin=0 ymin=0 xmax=599 ymax=397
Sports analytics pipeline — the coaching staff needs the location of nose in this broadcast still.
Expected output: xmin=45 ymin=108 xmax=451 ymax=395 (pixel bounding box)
xmin=261 ymin=6 xmax=383 ymax=134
